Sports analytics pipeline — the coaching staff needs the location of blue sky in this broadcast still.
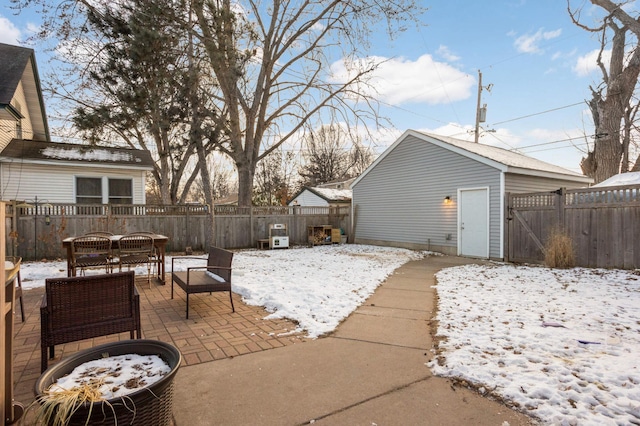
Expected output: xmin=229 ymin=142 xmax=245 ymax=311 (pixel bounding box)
xmin=0 ymin=1 xmax=623 ymax=173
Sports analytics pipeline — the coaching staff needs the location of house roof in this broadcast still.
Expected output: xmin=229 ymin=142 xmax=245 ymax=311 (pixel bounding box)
xmin=289 ymin=186 xmax=352 ymax=204
xmin=0 ymin=139 xmax=155 ymax=169
xmin=592 ymin=171 xmax=640 ymax=187
xmin=0 ymin=43 xmax=50 ymax=141
xmin=309 ymin=187 xmax=352 ymax=202
xmin=315 ymin=177 xmax=356 ymax=190
xmin=353 ymin=130 xmax=593 ymax=187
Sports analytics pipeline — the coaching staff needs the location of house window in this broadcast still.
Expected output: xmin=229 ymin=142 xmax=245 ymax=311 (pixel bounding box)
xmin=109 ymin=178 xmax=133 ymax=204
xmin=76 ymin=177 xmax=102 ymax=204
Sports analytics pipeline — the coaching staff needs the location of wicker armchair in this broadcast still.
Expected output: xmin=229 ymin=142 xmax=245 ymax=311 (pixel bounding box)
xmin=116 ymin=233 xmax=155 ymax=284
xmin=40 ymin=271 xmax=141 ymax=372
xmin=70 ymin=235 xmax=113 ymax=276
xmin=171 ymin=246 xmax=235 ymax=319
xmin=133 ymin=231 xmax=160 ymax=275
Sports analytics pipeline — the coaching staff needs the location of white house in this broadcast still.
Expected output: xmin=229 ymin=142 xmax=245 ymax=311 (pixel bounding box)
xmin=0 ymin=139 xmax=154 ymax=204
xmin=351 ymin=130 xmax=593 ymax=259
xmin=0 ymin=42 xmax=154 ymax=204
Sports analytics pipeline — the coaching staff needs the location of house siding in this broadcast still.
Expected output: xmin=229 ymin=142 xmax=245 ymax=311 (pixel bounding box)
xmin=0 ymin=162 xmax=147 ymax=203
xmin=353 ymin=134 xmax=503 ymax=258
xmin=505 ymin=173 xmax=588 ymax=193
xmin=0 ymin=119 xmax=14 ymax=148
xmin=0 ymin=80 xmax=34 ymax=149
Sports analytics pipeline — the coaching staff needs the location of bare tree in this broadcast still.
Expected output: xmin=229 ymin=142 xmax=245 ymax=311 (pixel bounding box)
xmin=192 ymin=0 xmax=424 ymax=206
xmin=299 ymin=124 xmax=374 ymax=186
xmin=189 ymin=156 xmax=236 ymax=204
xmin=12 ymin=0 xmax=222 ymax=208
xmin=569 ymin=0 xmax=640 ymax=182
xmin=13 ymin=0 xmax=422 ymax=206
xmin=253 ymin=148 xmax=297 ymax=206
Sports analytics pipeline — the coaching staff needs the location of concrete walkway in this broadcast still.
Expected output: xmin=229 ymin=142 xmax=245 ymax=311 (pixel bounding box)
xmin=173 ymin=255 xmax=536 ymax=425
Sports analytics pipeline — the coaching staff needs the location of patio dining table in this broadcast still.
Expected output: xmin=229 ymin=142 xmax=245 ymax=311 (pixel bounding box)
xmin=62 ymin=234 xmax=169 ymax=283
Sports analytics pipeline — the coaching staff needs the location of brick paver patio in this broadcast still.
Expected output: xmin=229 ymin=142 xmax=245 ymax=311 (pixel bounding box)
xmin=10 ymin=274 xmax=308 ymax=411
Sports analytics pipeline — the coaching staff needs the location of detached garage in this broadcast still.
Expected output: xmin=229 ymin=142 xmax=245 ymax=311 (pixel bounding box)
xmin=351 ymin=130 xmax=592 ymax=259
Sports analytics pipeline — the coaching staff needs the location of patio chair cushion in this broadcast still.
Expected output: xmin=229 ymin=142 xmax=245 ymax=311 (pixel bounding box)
xmin=171 ymin=246 xmax=235 ymax=319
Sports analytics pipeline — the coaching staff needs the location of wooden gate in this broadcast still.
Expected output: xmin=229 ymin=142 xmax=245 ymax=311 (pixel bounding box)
xmin=506 ymin=185 xmax=640 ymax=269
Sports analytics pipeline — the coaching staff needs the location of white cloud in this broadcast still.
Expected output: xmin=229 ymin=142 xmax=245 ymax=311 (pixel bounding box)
xmin=26 ymin=23 xmax=40 ymax=36
xmin=573 ymin=48 xmax=611 ymax=77
xmin=514 ymin=28 xmax=562 ymax=54
xmin=0 ymin=15 xmax=22 ymax=45
xmin=436 ymin=45 xmax=460 ymax=62
xmin=330 ymin=54 xmax=474 ymax=105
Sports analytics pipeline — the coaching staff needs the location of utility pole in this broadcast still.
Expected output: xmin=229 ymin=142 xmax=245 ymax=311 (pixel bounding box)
xmin=474 ymin=70 xmax=491 ymax=143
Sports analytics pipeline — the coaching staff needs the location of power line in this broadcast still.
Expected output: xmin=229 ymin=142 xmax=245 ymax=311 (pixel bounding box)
xmin=522 ymin=140 xmax=590 ymax=154
xmin=491 ymin=102 xmax=585 ymax=126
xmin=515 ymin=134 xmax=594 ymax=151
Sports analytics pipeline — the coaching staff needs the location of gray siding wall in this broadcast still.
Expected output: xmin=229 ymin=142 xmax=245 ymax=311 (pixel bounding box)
xmin=353 ymin=134 xmax=503 ymax=258
xmin=505 ymin=173 xmax=588 ymax=193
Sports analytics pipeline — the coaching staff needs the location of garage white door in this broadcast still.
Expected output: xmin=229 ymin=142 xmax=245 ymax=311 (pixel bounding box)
xmin=459 ymin=188 xmax=489 ymax=258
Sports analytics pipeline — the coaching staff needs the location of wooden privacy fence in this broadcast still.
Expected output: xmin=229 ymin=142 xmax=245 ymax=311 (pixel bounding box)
xmin=506 ymin=185 xmax=640 ymax=269
xmin=4 ymin=203 xmax=351 ymax=261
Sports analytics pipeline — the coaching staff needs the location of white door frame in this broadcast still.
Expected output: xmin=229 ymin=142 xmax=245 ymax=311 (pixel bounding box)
xmin=457 ymin=187 xmax=490 ymax=258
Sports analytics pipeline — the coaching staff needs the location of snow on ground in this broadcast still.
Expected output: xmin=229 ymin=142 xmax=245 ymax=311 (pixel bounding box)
xmin=18 ymin=244 xmax=424 ymax=338
xmin=16 ymin=245 xmax=640 ymax=425
xmin=230 ymin=245 xmax=424 ymax=337
xmin=429 ymin=263 xmax=640 ymax=426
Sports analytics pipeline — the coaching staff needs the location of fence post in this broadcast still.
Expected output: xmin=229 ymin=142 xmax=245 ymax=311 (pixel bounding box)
xmin=556 ymin=187 xmax=566 ymax=229
xmin=250 ymin=206 xmax=254 ymax=246
xmin=186 ymin=205 xmax=191 ymax=249
xmin=504 ymin=192 xmax=511 ymax=262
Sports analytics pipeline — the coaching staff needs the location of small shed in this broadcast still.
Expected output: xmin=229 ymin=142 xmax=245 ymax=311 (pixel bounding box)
xmin=351 ymin=130 xmax=593 ymax=259
xmin=288 ymin=178 xmax=354 ymax=207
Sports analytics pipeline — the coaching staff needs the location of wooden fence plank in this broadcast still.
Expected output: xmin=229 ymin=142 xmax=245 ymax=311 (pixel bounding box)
xmin=4 ymin=204 xmax=351 ymax=260
xmin=508 ymin=185 xmax=640 ymax=269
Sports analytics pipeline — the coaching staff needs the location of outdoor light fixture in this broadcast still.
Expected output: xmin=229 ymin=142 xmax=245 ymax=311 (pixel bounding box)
xmin=45 ymin=215 xmax=51 ymax=225
xmin=444 ymin=196 xmax=452 ymax=204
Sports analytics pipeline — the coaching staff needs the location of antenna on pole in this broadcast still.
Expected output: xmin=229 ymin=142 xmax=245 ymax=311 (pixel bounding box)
xmin=474 ymin=70 xmax=492 ymax=143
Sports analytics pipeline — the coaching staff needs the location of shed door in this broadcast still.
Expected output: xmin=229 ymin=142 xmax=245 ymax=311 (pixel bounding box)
xmin=459 ymin=188 xmax=489 ymax=258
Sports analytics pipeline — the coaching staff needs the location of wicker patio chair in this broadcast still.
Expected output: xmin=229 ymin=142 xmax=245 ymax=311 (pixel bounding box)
xmin=40 ymin=271 xmax=141 ymax=372
xmin=70 ymin=235 xmax=113 ymax=276
xmin=171 ymin=246 xmax=235 ymax=319
xmin=84 ymin=231 xmax=114 ymax=236
xmin=132 ymin=231 xmax=160 ymax=275
xmin=116 ymin=233 xmax=155 ymax=285
xmin=5 ymin=256 xmax=24 ymax=322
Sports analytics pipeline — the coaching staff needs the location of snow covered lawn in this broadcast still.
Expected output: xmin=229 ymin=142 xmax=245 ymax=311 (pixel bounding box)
xmin=429 ymin=263 xmax=640 ymax=426
xmin=19 ymin=244 xmax=424 ymax=339
xmin=19 ymin=245 xmax=640 ymax=424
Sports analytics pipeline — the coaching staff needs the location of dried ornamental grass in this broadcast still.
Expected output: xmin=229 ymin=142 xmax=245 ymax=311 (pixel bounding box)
xmin=31 ymin=380 xmax=120 ymax=426
xmin=544 ymin=228 xmax=575 ymax=268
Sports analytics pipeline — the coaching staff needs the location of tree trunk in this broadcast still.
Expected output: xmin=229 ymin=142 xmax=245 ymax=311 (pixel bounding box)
xmin=632 ymin=155 xmax=640 ymax=172
xmin=237 ymin=163 xmax=255 ymax=208
xmin=594 ymin=104 xmax=624 ymax=182
xmin=158 ymin=155 xmax=172 ymax=204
